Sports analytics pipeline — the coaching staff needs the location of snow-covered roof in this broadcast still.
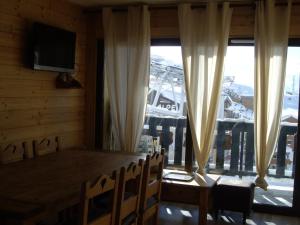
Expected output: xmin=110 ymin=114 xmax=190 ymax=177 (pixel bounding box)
xmin=282 ymin=108 xmax=298 ymax=120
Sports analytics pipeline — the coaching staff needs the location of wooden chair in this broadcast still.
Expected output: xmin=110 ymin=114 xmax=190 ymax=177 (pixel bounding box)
xmin=79 ymin=171 xmax=118 ymax=225
xmin=115 ymin=160 xmax=144 ymax=225
xmin=139 ymin=150 xmax=164 ymax=225
xmin=33 ymin=136 xmax=61 ymax=156
xmin=0 ymin=141 xmax=29 ymax=164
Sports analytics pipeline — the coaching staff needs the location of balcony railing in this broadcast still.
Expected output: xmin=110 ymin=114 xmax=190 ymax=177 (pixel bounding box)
xmin=143 ymin=116 xmax=187 ymax=165
xmin=143 ymin=116 xmax=297 ymax=178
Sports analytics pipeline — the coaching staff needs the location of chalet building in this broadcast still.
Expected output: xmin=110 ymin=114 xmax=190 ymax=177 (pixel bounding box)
xmin=0 ymin=1 xmax=300 ymax=225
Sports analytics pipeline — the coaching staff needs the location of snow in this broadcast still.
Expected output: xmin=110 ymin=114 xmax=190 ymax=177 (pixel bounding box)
xmin=147 ymin=55 xmax=299 ymax=122
xmin=223 ymin=82 xmax=254 ymax=96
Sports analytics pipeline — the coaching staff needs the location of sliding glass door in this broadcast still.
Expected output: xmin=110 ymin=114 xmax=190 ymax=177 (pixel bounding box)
xmin=207 ymin=40 xmax=300 ymax=214
xmin=97 ymin=38 xmax=300 ymax=214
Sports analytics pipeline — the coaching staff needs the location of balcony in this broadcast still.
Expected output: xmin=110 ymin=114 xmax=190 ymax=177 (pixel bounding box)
xmin=142 ymin=116 xmax=297 ymax=207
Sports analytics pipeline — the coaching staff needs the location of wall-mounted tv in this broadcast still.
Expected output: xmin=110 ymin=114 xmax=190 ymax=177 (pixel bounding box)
xmin=32 ymin=23 xmax=76 ymax=73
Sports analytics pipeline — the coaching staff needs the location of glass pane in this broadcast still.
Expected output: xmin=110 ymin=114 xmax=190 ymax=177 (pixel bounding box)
xmin=254 ymin=47 xmax=299 ymax=207
xmin=208 ymin=45 xmax=299 ymax=208
xmin=208 ymin=46 xmax=255 ymax=173
xmin=138 ymin=46 xmax=187 ymax=168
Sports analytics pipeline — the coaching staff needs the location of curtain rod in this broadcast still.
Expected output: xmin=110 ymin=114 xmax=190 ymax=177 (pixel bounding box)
xmin=83 ymin=0 xmax=300 ymax=14
xmin=84 ymin=0 xmax=254 ymax=13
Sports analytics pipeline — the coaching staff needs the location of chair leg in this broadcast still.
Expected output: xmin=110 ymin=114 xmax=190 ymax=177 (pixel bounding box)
xmin=214 ymin=210 xmax=219 ymax=221
xmin=131 ymin=218 xmax=138 ymax=225
xmin=243 ymin=212 xmax=247 ymax=224
xmin=154 ymin=210 xmax=159 ymax=225
xmin=138 ymin=213 xmax=144 ymax=225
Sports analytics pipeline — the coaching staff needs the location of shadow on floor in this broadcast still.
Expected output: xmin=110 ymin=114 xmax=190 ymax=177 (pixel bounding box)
xmin=159 ymin=201 xmax=300 ymax=225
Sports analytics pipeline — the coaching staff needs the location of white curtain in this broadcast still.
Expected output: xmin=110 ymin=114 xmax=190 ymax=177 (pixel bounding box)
xmin=103 ymin=6 xmax=150 ymax=153
xmin=178 ymin=3 xmax=232 ymax=175
xmin=254 ymin=0 xmax=291 ymax=190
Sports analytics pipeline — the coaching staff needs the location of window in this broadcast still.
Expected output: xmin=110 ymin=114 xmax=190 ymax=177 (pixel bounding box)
xmin=135 ymin=40 xmax=300 ymax=209
xmin=208 ymin=41 xmax=300 ymax=209
xmin=138 ymin=44 xmax=190 ymax=169
xmin=208 ymin=45 xmax=255 ymax=172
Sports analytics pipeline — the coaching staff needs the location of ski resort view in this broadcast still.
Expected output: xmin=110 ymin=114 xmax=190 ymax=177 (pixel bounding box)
xmin=139 ymin=45 xmax=300 ymax=207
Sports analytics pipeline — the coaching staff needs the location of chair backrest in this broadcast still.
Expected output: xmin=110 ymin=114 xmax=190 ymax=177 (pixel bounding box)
xmin=140 ymin=150 xmax=164 ymax=211
xmin=33 ymin=136 xmax=61 ymax=156
xmin=115 ymin=160 xmax=144 ymax=225
xmin=80 ymin=171 xmax=118 ymax=225
xmin=0 ymin=141 xmax=28 ymax=164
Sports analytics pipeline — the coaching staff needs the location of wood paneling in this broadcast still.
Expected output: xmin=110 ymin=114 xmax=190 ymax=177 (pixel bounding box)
xmin=151 ymin=8 xmax=179 ymax=38
xmin=85 ymin=14 xmax=98 ymax=148
xmin=0 ymin=107 xmax=84 ymax=129
xmin=0 ymin=0 xmax=87 ymax=148
xmin=290 ymin=5 xmax=300 ymax=38
xmin=95 ymin=5 xmax=300 ymax=38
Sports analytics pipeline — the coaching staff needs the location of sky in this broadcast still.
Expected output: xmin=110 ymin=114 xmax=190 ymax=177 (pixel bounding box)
xmin=151 ymin=46 xmax=300 ymax=92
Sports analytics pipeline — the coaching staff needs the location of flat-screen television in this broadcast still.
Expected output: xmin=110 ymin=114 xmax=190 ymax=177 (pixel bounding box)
xmin=32 ymin=23 xmax=76 ymax=73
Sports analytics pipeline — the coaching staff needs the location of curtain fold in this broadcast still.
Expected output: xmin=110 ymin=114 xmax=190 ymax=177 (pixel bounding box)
xmin=254 ymin=0 xmax=291 ymax=190
xmin=103 ymin=6 xmax=150 ymax=152
xmin=178 ymin=3 xmax=232 ymax=175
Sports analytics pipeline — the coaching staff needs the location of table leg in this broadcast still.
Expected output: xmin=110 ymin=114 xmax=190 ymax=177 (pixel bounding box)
xmin=199 ymin=189 xmax=208 ymax=225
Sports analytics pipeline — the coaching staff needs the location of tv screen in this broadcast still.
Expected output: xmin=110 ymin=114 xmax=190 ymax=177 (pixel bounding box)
xmin=33 ymin=23 xmax=76 ymax=73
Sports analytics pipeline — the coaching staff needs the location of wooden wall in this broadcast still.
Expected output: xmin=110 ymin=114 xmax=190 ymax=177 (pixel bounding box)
xmin=96 ymin=4 xmax=300 ymax=38
xmin=151 ymin=5 xmax=300 ymax=38
xmin=0 ymin=0 xmax=87 ymax=149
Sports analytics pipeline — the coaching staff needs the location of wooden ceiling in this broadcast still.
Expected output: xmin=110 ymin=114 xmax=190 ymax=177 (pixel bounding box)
xmin=67 ymin=0 xmax=180 ymax=7
xmin=67 ymin=0 xmax=253 ymax=7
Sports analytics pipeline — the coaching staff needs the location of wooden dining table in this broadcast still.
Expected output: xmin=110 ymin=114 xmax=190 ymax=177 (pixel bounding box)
xmin=0 ymin=149 xmax=147 ymax=225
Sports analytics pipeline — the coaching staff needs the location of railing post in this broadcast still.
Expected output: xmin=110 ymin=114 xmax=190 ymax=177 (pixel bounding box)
xmin=277 ymin=126 xmax=287 ymax=177
xmin=216 ymin=122 xmax=225 ymax=170
xmin=174 ymin=119 xmax=185 ymax=165
xmin=185 ymin=118 xmax=193 ymax=172
xmin=245 ymin=123 xmax=254 ymax=171
xmin=239 ymin=131 xmax=245 ymax=172
xmin=148 ymin=117 xmax=158 ymax=137
xmin=161 ymin=119 xmax=171 ymax=166
xmin=231 ymin=123 xmax=242 ymax=172
xmin=292 ymin=133 xmax=297 ymax=178
xmin=276 ymin=125 xmax=297 ymax=177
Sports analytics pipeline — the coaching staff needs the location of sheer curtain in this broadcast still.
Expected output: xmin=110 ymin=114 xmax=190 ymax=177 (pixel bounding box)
xmin=178 ymin=3 xmax=232 ymax=175
xmin=254 ymin=0 xmax=291 ymax=190
xmin=103 ymin=6 xmax=150 ymax=152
